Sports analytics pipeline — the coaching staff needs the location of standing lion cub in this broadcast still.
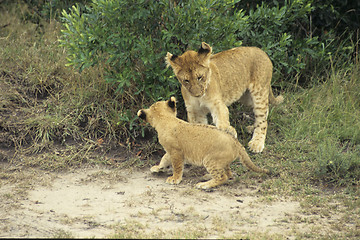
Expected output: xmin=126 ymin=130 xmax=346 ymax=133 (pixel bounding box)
xmin=166 ymin=42 xmax=283 ymax=153
xmin=137 ymin=97 xmax=269 ymax=189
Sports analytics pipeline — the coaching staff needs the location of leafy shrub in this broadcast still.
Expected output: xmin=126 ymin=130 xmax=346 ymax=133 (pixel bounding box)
xmin=59 ymin=0 xmax=250 ymax=134
xmin=237 ymin=0 xmax=360 ymax=34
xmin=238 ymin=0 xmax=359 ymax=82
xmin=59 ymin=0 xmax=324 ymax=97
xmin=239 ymin=0 xmax=321 ymax=84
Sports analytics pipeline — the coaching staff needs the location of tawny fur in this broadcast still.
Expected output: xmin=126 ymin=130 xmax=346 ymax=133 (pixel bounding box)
xmin=166 ymin=42 xmax=284 ymax=153
xmin=137 ymin=97 xmax=269 ymax=189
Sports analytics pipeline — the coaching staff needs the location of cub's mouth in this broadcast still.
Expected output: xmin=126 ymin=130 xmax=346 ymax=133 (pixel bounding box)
xmin=189 ymin=91 xmax=204 ymax=98
xmin=188 ymin=87 xmax=205 ymax=98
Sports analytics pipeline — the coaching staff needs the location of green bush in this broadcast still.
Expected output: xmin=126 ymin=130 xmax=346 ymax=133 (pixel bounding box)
xmin=23 ymin=0 xmax=358 ymax=89
xmin=240 ymin=0 xmax=321 ymax=84
xmin=59 ymin=0 xmax=249 ymax=134
xmin=59 ymin=0 xmax=325 ymax=99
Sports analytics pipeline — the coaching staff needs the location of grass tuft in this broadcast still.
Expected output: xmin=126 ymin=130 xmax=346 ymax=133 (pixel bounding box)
xmin=276 ymin=65 xmax=360 ymax=186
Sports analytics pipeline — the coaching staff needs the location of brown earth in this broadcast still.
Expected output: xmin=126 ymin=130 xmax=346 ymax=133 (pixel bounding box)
xmin=0 ymin=159 xmax=352 ymax=239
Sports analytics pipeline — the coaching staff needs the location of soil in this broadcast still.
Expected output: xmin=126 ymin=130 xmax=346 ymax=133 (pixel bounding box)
xmin=0 ymin=160 xmax=341 ymax=239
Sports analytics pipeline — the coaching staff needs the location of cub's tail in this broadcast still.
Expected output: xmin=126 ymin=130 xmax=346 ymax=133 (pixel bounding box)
xmin=269 ymin=87 xmax=284 ymax=105
xmin=238 ymin=144 xmax=270 ymax=174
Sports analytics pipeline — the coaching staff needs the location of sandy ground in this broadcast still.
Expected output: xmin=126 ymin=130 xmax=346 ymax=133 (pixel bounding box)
xmin=0 ymin=163 xmax=345 ymax=239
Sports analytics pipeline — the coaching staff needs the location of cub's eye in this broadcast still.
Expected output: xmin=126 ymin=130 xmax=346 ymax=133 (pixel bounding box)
xmin=197 ymin=75 xmax=203 ymax=81
xmin=183 ymin=79 xmax=190 ymax=84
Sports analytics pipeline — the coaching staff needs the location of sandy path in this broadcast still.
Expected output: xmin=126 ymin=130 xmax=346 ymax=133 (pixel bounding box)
xmin=1 ymin=165 xmax=306 ymax=238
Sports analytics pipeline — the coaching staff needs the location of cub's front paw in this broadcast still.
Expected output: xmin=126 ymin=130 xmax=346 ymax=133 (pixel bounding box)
xmin=166 ymin=176 xmax=182 ymax=185
xmin=150 ymin=165 xmax=164 ymax=173
xmin=248 ymin=139 xmax=265 ymax=153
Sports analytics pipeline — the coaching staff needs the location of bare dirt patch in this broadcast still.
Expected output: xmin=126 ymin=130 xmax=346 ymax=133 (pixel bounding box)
xmin=0 ymin=161 xmax=350 ymax=239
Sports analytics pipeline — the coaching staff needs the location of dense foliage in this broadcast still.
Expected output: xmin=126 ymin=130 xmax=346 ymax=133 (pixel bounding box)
xmin=59 ymin=0 xmax=358 ymax=90
xmin=59 ymin=0 xmax=312 ymax=93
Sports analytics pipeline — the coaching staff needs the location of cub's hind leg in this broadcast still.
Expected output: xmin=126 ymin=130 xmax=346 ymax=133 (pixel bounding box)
xmin=196 ymin=168 xmax=228 ymax=189
xmin=200 ymin=165 xmax=232 ymax=182
xmin=248 ymin=85 xmax=270 ymax=153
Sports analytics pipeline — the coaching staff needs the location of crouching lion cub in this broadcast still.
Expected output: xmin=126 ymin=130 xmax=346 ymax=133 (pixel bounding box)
xmin=166 ymin=42 xmax=284 ymax=153
xmin=137 ymin=97 xmax=269 ymax=189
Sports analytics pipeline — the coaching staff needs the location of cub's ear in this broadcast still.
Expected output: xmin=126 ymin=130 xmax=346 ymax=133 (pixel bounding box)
xmin=167 ymin=96 xmax=176 ymax=111
xmin=198 ymin=42 xmax=212 ymax=55
xmin=165 ymin=52 xmax=178 ymax=68
xmin=137 ymin=110 xmax=147 ymax=120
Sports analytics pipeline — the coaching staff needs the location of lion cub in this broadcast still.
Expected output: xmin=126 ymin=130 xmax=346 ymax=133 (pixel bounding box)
xmin=166 ymin=42 xmax=284 ymax=153
xmin=137 ymin=97 xmax=269 ymax=189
